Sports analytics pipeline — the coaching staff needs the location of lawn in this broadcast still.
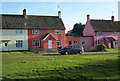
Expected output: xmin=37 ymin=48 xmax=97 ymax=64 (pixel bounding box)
xmin=2 ymin=50 xmax=120 ymax=81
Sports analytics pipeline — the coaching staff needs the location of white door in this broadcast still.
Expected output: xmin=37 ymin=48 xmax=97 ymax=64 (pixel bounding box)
xmin=48 ymin=40 xmax=52 ymax=48
xmin=4 ymin=42 xmax=8 ymax=51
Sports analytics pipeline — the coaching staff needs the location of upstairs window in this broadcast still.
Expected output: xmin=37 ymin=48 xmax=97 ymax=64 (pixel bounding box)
xmin=55 ymin=30 xmax=61 ymax=34
xmin=74 ymin=41 xmax=78 ymax=44
xmin=57 ymin=40 xmax=61 ymax=47
xmin=113 ymin=32 xmax=117 ymax=35
xmin=16 ymin=30 xmax=22 ymax=34
xmin=98 ymin=32 xmax=102 ymax=35
xmin=16 ymin=40 xmax=23 ymax=47
xmin=32 ymin=29 xmax=39 ymax=34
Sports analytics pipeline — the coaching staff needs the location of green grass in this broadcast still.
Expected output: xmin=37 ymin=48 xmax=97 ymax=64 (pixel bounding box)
xmin=9 ymin=51 xmax=38 ymax=55
xmin=2 ymin=51 xmax=120 ymax=80
xmin=106 ymin=48 xmax=119 ymax=52
xmin=0 ymin=52 xmax=9 ymax=55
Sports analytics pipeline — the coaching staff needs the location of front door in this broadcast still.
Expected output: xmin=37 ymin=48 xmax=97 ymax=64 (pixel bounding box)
xmin=111 ymin=41 xmax=113 ymax=48
xmin=3 ymin=42 xmax=8 ymax=51
xmin=48 ymin=40 xmax=52 ymax=48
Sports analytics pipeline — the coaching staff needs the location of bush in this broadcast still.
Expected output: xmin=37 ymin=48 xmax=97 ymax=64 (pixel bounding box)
xmin=91 ymin=44 xmax=107 ymax=52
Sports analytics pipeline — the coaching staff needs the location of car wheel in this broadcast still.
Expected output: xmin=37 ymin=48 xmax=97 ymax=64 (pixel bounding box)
xmin=79 ymin=51 xmax=83 ymax=54
xmin=65 ymin=51 xmax=69 ymax=55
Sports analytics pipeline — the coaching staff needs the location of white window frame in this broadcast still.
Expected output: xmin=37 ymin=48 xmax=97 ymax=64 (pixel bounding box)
xmin=57 ymin=40 xmax=61 ymax=47
xmin=55 ymin=30 xmax=61 ymax=34
xmin=81 ymin=41 xmax=85 ymax=45
xmin=74 ymin=41 xmax=78 ymax=44
xmin=32 ymin=29 xmax=39 ymax=34
xmin=33 ymin=40 xmax=40 ymax=47
xmin=16 ymin=40 xmax=23 ymax=47
xmin=16 ymin=30 xmax=22 ymax=34
xmin=98 ymin=32 xmax=102 ymax=35
xmin=113 ymin=32 xmax=117 ymax=35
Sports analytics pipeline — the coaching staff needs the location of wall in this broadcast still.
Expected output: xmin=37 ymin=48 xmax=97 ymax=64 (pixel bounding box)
xmin=1 ymin=29 xmax=28 ymax=51
xmin=83 ymin=22 xmax=95 ymax=36
xmin=28 ymin=29 xmax=65 ymax=49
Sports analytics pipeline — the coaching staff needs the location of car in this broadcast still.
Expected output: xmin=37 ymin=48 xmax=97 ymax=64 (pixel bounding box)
xmin=59 ymin=45 xmax=84 ymax=55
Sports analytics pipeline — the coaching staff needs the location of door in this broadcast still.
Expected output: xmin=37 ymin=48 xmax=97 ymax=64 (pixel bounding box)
xmin=48 ymin=40 xmax=52 ymax=48
xmin=3 ymin=42 xmax=8 ymax=51
xmin=111 ymin=41 xmax=113 ymax=48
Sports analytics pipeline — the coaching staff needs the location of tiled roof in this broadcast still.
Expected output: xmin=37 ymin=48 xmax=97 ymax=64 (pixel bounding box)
xmin=1 ymin=14 xmax=65 ymax=29
xmin=90 ymin=20 xmax=120 ymax=31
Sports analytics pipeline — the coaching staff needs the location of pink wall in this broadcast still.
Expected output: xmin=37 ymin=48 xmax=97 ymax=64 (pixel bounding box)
xmin=83 ymin=22 xmax=95 ymax=36
xmin=80 ymin=37 xmax=93 ymax=47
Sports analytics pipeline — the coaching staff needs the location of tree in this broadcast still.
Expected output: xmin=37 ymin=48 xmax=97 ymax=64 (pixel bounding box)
xmin=66 ymin=22 xmax=85 ymax=36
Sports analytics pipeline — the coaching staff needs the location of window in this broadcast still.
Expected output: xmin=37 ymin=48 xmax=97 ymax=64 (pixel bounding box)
xmin=33 ymin=40 xmax=40 ymax=47
xmin=115 ymin=40 xmax=118 ymax=45
xmin=98 ymin=40 xmax=102 ymax=44
xmin=16 ymin=30 xmax=22 ymax=34
xmin=16 ymin=40 xmax=23 ymax=47
xmin=74 ymin=41 xmax=78 ymax=44
xmin=98 ymin=32 xmax=102 ymax=35
xmin=57 ymin=40 xmax=61 ymax=46
xmin=113 ymin=32 xmax=117 ymax=35
xmin=69 ymin=41 xmax=72 ymax=45
xmin=82 ymin=41 xmax=85 ymax=45
xmin=32 ymin=29 xmax=39 ymax=34
xmin=55 ymin=30 xmax=61 ymax=34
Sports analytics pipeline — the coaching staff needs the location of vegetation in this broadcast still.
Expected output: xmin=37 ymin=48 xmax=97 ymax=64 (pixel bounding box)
xmin=2 ymin=50 xmax=119 ymax=80
xmin=9 ymin=51 xmax=38 ymax=55
xmin=66 ymin=23 xmax=85 ymax=36
xmin=91 ymin=44 xmax=107 ymax=52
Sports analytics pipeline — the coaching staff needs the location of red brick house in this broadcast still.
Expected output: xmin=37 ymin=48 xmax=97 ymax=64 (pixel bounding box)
xmin=24 ymin=10 xmax=66 ymax=49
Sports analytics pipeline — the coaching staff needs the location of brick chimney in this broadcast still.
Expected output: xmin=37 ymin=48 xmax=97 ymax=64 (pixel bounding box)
xmin=58 ymin=11 xmax=61 ymax=18
xmin=87 ymin=14 xmax=90 ymax=22
xmin=23 ymin=9 xmax=27 ymax=18
xmin=111 ymin=16 xmax=114 ymax=21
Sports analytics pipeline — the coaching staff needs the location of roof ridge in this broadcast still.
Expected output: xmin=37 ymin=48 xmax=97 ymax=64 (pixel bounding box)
xmin=90 ymin=19 xmax=112 ymax=21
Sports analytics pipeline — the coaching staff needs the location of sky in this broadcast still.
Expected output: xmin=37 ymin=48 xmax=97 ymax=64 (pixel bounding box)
xmin=1 ymin=2 xmax=119 ymax=33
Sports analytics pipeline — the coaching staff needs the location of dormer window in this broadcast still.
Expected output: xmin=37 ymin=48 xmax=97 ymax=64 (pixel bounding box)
xmin=55 ymin=30 xmax=61 ymax=34
xmin=98 ymin=32 xmax=102 ymax=35
xmin=113 ymin=32 xmax=117 ymax=35
xmin=32 ymin=29 xmax=39 ymax=34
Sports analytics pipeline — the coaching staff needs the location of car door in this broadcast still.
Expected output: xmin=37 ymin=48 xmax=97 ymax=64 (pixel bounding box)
xmin=68 ymin=46 xmax=74 ymax=54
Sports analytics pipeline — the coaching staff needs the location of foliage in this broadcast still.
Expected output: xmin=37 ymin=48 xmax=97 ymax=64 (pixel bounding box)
xmin=2 ymin=52 xmax=119 ymax=80
xmin=91 ymin=44 xmax=107 ymax=52
xmin=66 ymin=22 xmax=85 ymax=36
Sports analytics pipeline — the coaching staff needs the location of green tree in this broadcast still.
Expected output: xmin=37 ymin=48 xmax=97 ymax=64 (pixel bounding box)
xmin=66 ymin=22 xmax=85 ymax=36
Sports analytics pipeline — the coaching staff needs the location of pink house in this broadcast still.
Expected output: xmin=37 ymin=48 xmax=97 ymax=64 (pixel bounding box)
xmin=83 ymin=15 xmax=120 ymax=48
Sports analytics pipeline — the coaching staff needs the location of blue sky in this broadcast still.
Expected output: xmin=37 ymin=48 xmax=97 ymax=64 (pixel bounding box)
xmin=2 ymin=2 xmax=118 ymax=32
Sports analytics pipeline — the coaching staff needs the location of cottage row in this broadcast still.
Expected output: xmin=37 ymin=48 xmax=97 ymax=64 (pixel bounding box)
xmin=1 ymin=9 xmax=120 ymax=51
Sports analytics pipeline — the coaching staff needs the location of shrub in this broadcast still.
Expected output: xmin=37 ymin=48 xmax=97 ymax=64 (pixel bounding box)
xmin=91 ymin=44 xmax=107 ymax=52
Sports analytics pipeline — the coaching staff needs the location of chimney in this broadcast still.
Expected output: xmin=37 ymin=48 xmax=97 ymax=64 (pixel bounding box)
xmin=87 ymin=14 xmax=90 ymax=22
xmin=23 ymin=9 xmax=27 ymax=18
xmin=111 ymin=16 xmax=114 ymax=21
xmin=58 ymin=11 xmax=61 ymax=18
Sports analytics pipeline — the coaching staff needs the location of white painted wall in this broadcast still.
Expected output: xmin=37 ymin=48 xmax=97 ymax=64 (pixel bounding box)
xmin=1 ymin=29 xmax=28 ymax=51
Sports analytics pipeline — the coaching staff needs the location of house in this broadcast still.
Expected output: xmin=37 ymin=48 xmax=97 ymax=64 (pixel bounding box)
xmin=83 ymin=15 xmax=120 ymax=48
xmin=1 ymin=9 xmax=66 ymax=51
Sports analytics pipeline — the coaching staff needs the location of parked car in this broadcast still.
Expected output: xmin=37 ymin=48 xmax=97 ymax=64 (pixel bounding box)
xmin=59 ymin=45 xmax=84 ymax=55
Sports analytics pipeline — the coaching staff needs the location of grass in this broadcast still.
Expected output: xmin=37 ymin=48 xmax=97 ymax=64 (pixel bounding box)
xmin=106 ymin=48 xmax=119 ymax=52
xmin=2 ymin=50 xmax=120 ymax=80
xmin=9 ymin=51 xmax=38 ymax=55
xmin=0 ymin=52 xmax=9 ymax=55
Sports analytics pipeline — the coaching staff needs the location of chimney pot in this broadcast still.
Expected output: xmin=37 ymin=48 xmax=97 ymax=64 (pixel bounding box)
xmin=87 ymin=14 xmax=90 ymax=22
xmin=23 ymin=9 xmax=26 ymax=17
xmin=58 ymin=11 xmax=61 ymax=18
xmin=111 ymin=16 xmax=114 ymax=21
